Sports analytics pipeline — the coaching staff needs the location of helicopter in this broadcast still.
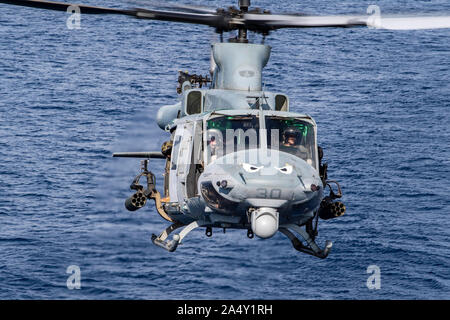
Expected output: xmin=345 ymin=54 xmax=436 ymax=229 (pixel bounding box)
xmin=3 ymin=0 xmax=450 ymax=259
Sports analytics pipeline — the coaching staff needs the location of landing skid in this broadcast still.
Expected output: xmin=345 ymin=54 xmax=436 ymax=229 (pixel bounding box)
xmin=151 ymin=221 xmax=206 ymax=252
xmin=279 ymin=224 xmax=333 ymax=259
xmin=151 ymin=222 xmax=332 ymax=258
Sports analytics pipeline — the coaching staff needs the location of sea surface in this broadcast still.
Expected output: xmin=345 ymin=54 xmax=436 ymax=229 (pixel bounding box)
xmin=0 ymin=0 xmax=449 ymax=299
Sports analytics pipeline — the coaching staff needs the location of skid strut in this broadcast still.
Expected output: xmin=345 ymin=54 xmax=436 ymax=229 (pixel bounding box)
xmin=279 ymin=224 xmax=333 ymax=259
xmin=151 ymin=221 xmax=206 ymax=252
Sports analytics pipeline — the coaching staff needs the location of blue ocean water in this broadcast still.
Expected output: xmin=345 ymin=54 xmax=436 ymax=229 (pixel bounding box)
xmin=0 ymin=0 xmax=449 ymax=299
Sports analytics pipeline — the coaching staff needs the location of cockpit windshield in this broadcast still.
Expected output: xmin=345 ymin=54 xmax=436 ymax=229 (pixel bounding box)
xmin=206 ymin=115 xmax=259 ymax=162
xmin=265 ymin=116 xmax=317 ymax=168
xmin=205 ymin=114 xmax=316 ymax=168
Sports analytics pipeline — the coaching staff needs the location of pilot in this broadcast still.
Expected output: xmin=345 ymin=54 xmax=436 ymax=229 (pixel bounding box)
xmin=207 ymin=129 xmax=223 ymax=162
xmin=281 ymin=127 xmax=300 ymax=147
xmin=280 ymin=127 xmax=307 ymax=159
xmin=208 ymin=136 xmax=218 ymax=161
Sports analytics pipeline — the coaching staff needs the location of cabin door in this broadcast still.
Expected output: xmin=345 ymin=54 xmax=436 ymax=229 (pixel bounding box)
xmin=176 ymin=122 xmax=194 ymax=205
xmin=169 ymin=125 xmax=183 ymax=204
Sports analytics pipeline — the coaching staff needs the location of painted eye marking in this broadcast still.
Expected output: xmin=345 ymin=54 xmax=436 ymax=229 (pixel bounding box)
xmin=242 ymin=163 xmax=263 ymax=173
xmin=276 ymin=164 xmax=293 ymax=174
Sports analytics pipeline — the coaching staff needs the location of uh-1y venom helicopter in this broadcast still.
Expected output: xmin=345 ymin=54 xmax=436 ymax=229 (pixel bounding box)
xmin=4 ymin=0 xmax=450 ymax=258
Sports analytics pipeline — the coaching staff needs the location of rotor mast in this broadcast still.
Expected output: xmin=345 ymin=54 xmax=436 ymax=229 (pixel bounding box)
xmin=237 ymin=0 xmax=250 ymax=43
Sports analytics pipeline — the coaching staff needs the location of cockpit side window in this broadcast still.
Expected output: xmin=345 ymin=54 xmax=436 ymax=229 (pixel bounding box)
xmin=275 ymin=95 xmax=288 ymax=111
xmin=186 ymin=91 xmax=202 ymax=115
xmin=265 ymin=116 xmax=317 ymax=168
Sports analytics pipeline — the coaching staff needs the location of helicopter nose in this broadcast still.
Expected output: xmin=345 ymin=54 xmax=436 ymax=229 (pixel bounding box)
xmin=198 ymin=149 xmax=322 ymax=211
xmin=238 ymin=163 xmax=319 ymax=208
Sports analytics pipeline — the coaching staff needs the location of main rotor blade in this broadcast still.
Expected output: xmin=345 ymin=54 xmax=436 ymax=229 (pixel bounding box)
xmin=369 ymin=16 xmax=450 ymax=30
xmin=0 ymin=0 xmax=135 ymax=15
xmin=2 ymin=1 xmax=449 ymax=32
xmin=0 ymin=0 xmax=230 ymax=29
xmin=167 ymin=3 xmax=218 ymax=15
xmin=243 ymin=13 xmax=450 ymax=30
xmin=127 ymin=0 xmax=218 ymax=14
xmin=134 ymin=8 xmax=229 ymax=29
xmin=244 ymin=14 xmax=367 ymax=29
